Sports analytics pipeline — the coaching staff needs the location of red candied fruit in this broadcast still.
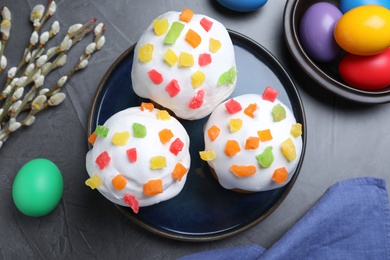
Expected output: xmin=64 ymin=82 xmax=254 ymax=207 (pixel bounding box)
xmin=147 ymin=69 xmax=163 ymax=85
xmin=170 ymin=138 xmax=184 ymax=155
xmin=225 ymin=99 xmax=242 ymax=114
xmin=198 ymin=53 xmax=212 ymax=66
xmin=123 ymin=193 xmax=139 ymax=214
xmin=200 ymin=17 xmax=213 ymax=32
xmin=95 ymin=151 xmax=111 ymax=170
xmin=262 ymin=86 xmax=278 ymax=102
xmin=188 ymin=89 xmax=204 ymax=109
xmin=165 ymin=79 xmax=181 ymax=97
xmin=126 ymin=147 xmax=137 ymax=163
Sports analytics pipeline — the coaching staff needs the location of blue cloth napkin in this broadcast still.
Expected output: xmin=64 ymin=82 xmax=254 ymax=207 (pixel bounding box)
xmin=179 ymin=178 xmax=390 ymax=259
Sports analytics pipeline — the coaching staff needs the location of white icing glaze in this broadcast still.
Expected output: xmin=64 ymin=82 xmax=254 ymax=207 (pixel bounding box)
xmin=203 ymin=94 xmax=303 ymax=192
xmin=131 ymin=11 xmax=237 ymax=120
xmin=86 ymin=106 xmax=190 ymax=207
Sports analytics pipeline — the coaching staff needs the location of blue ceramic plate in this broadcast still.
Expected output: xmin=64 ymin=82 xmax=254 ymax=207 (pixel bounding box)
xmin=88 ymin=30 xmax=306 ymax=241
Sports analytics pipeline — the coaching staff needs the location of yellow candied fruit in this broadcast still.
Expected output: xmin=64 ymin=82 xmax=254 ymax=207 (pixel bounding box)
xmin=272 ymin=167 xmax=289 ymax=184
xmin=229 ymin=118 xmax=242 ymax=133
xmin=179 ymin=52 xmax=194 ymax=67
xmin=164 ymin=48 xmax=178 ymax=66
xmin=159 ymin=129 xmax=174 ymax=143
xmin=191 ymin=70 xmax=205 ymax=89
xmin=143 ymin=179 xmax=163 ymax=196
xmin=112 ymin=174 xmax=127 ymax=190
xmin=111 ymin=131 xmax=130 ymax=146
xmin=138 ymin=44 xmax=154 ymax=62
xmin=85 ymin=174 xmax=102 ymax=189
xmin=209 ymin=38 xmax=221 ymax=53
xmin=199 ymin=150 xmax=216 ymax=161
xmin=150 ymin=156 xmax=167 ymax=169
xmin=281 ymin=138 xmax=296 ymax=161
xmin=245 ymin=136 xmax=260 ymax=150
xmin=225 ymin=140 xmax=240 ymax=157
xmin=290 ymin=123 xmax=302 ymax=138
xmin=244 ymin=103 xmax=258 ymax=118
xmin=156 ymin=110 xmax=171 ymax=120
xmin=258 ymin=129 xmax=273 ymax=142
xmin=153 ymin=18 xmax=169 ymax=36
xmin=140 ymin=102 xmax=154 ymax=111
xmin=230 ymin=164 xmax=257 ymax=178
xmin=207 ymin=125 xmax=220 ymax=141
xmin=172 ymin=162 xmax=187 ymax=181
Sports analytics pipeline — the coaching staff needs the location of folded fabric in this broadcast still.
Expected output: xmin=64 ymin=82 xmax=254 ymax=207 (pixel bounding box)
xmin=179 ymin=178 xmax=390 ymax=260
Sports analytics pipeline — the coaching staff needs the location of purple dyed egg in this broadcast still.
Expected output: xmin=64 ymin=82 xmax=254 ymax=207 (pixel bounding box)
xmin=299 ymin=2 xmax=342 ymax=62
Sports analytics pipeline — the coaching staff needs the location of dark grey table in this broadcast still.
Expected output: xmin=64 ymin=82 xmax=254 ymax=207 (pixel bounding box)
xmin=1 ymin=0 xmax=389 ymax=259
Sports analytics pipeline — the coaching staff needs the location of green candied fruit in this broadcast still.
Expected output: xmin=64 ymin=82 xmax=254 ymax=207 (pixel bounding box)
xmin=132 ymin=123 xmax=147 ymax=138
xmin=272 ymin=104 xmax=286 ymax=122
xmin=218 ymin=67 xmax=237 ymax=86
xmin=164 ymin=22 xmax=185 ymax=45
xmin=256 ymin=146 xmax=274 ymax=168
xmin=95 ymin=125 xmax=109 ymax=137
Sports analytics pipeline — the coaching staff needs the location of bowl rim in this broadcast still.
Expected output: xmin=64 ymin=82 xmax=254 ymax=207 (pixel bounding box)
xmin=283 ymin=0 xmax=390 ymax=104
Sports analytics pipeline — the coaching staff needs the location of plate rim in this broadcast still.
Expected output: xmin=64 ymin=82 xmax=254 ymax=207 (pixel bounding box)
xmin=87 ymin=29 xmax=307 ymax=242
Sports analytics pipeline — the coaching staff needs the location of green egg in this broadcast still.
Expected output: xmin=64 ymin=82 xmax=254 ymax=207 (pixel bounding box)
xmin=12 ymin=158 xmax=63 ymax=217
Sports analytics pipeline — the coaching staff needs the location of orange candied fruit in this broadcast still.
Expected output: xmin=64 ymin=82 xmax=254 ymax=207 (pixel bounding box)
xmin=88 ymin=132 xmax=97 ymax=145
xmin=140 ymin=102 xmax=154 ymax=112
xmin=159 ymin=128 xmax=174 ymax=143
xmin=230 ymin=164 xmax=257 ymax=178
xmin=172 ymin=162 xmax=187 ymax=181
xmin=207 ymin=125 xmax=220 ymax=141
xmin=244 ymin=103 xmax=258 ymax=118
xmin=225 ymin=140 xmax=240 ymax=157
xmin=245 ymin=136 xmax=260 ymax=150
xmin=112 ymin=174 xmax=127 ymax=190
xmin=272 ymin=167 xmax=289 ymax=184
xmin=185 ymin=29 xmax=201 ymax=48
xmin=143 ymin=179 xmax=163 ymax=196
xmin=180 ymin=8 xmax=194 ymax=22
xmin=258 ymin=129 xmax=273 ymax=142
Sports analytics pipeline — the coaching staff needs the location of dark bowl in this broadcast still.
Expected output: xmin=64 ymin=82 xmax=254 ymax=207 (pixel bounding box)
xmin=283 ymin=0 xmax=390 ymax=104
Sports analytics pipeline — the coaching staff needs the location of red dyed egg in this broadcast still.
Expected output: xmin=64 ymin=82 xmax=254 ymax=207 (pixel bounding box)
xmin=338 ymin=48 xmax=390 ymax=90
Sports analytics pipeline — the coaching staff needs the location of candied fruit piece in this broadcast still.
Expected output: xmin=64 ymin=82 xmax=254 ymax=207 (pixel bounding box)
xmin=218 ymin=67 xmax=237 ymax=86
xmin=85 ymin=174 xmax=102 ymax=189
xmin=185 ymin=29 xmax=201 ymax=48
xmin=164 ymin=48 xmax=178 ymax=66
xmin=244 ymin=103 xmax=258 ymax=118
xmin=132 ymin=123 xmax=147 ymax=138
xmin=112 ymin=174 xmax=127 ymax=190
xmin=281 ymin=138 xmax=296 ymax=161
xmin=225 ymin=140 xmax=240 ymax=157
xmin=159 ymin=129 xmax=174 ymax=143
xmin=199 ymin=150 xmax=216 ymax=161
xmin=170 ymin=138 xmax=184 ymax=155
xmin=256 ymin=146 xmax=274 ymax=168
xmin=138 ymin=44 xmax=154 ymax=62
xmin=198 ymin=53 xmax=212 ymax=66
xmin=143 ymin=179 xmax=163 ymax=196
xmin=165 ymin=79 xmax=181 ymax=97
xmin=179 ymin=52 xmax=194 ymax=67
xmin=272 ymin=104 xmax=286 ymax=122
xmin=153 ymin=18 xmax=169 ymax=36
xmin=245 ymin=136 xmax=260 ymax=150
xmin=262 ymin=86 xmax=278 ymax=102
xmin=272 ymin=167 xmax=289 ymax=184
xmin=291 ymin=123 xmax=302 ymax=138
xmin=157 ymin=110 xmax=171 ymax=120
xmin=172 ymin=162 xmax=187 ymax=181
xmin=229 ymin=118 xmax=242 ymax=133
xmin=225 ymin=99 xmax=242 ymax=114
xmin=126 ymin=147 xmax=137 ymax=163
xmin=188 ymin=89 xmax=204 ymax=109
xmin=164 ymin=22 xmax=184 ymax=44
xmin=112 ymin=131 xmax=130 ymax=146
xmin=140 ymin=102 xmax=154 ymax=111
xmin=147 ymin=69 xmax=163 ymax=85
xmin=191 ymin=70 xmax=205 ymax=88
xmin=150 ymin=156 xmax=167 ymax=169
xmin=88 ymin=132 xmax=97 ymax=145
xmin=124 ymin=193 xmax=139 ymax=214
xmin=95 ymin=125 xmax=109 ymax=137
xmin=200 ymin=17 xmax=213 ymax=32
xmin=258 ymin=129 xmax=273 ymax=142
xmin=209 ymin=38 xmax=221 ymax=53
xmin=207 ymin=125 xmax=220 ymax=141
xmin=230 ymin=165 xmax=257 ymax=178
xmin=180 ymin=8 xmax=194 ymax=22
xmin=95 ymin=151 xmax=111 ymax=170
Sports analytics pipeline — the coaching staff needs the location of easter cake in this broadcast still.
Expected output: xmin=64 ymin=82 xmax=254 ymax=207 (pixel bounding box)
xmin=200 ymin=87 xmax=303 ymax=192
xmin=85 ymin=103 xmax=191 ymax=213
xmin=131 ymin=9 xmax=237 ymax=120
